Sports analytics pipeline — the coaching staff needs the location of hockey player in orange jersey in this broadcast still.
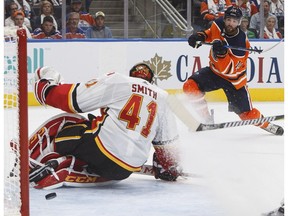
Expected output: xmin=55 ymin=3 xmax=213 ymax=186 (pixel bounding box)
xmin=185 ymin=6 xmax=283 ymax=135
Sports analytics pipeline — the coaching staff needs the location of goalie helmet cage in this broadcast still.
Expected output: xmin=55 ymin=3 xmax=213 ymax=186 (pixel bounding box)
xmin=4 ymin=28 xmax=29 ymax=216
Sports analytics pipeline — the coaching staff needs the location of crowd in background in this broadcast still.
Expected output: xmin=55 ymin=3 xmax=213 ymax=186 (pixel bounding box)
xmin=4 ymin=0 xmax=284 ymax=39
xmin=170 ymin=0 xmax=284 ymax=39
xmin=4 ymin=0 xmax=112 ymax=39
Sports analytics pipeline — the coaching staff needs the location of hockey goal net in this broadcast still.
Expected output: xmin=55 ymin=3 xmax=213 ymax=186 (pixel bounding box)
xmin=4 ymin=27 xmax=29 ymax=216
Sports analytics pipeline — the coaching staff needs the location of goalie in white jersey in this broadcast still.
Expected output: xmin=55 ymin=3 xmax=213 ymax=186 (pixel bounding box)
xmin=29 ymin=63 xmax=182 ymax=189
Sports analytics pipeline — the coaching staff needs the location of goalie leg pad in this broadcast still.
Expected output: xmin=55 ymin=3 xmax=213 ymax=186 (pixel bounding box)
xmin=30 ymin=154 xmax=114 ymax=189
xmin=29 ymin=113 xmax=88 ymax=169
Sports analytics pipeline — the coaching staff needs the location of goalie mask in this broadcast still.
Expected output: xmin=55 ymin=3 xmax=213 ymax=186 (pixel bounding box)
xmin=129 ymin=63 xmax=154 ymax=83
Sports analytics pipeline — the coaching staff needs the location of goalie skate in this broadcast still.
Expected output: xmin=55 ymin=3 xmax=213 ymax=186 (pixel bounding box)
xmin=262 ymin=123 xmax=284 ymax=136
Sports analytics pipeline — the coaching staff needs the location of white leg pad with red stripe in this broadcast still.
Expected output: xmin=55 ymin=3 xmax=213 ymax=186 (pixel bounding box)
xmin=29 ymin=113 xmax=87 ymax=169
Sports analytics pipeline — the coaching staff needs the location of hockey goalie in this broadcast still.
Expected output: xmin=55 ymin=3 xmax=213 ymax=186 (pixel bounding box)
xmin=28 ymin=64 xmax=183 ymax=189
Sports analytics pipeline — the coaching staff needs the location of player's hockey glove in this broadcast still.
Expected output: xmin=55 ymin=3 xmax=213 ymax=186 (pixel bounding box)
xmin=153 ymin=153 xmax=181 ymax=181
xmin=212 ymin=40 xmax=228 ymax=57
xmin=188 ymin=32 xmax=206 ymax=48
xmin=34 ymin=66 xmax=62 ymax=105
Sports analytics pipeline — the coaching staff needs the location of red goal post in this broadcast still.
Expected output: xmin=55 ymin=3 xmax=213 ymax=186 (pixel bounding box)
xmin=4 ymin=27 xmax=29 ymax=216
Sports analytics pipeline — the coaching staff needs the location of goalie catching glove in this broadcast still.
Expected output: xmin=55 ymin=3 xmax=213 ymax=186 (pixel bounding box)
xmin=34 ymin=66 xmax=62 ymax=105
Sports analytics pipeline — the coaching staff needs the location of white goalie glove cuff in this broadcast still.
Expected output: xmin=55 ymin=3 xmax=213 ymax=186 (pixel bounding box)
xmin=35 ymin=66 xmax=63 ymax=86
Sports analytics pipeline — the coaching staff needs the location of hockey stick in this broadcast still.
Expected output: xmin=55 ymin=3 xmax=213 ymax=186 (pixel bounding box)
xmin=196 ymin=115 xmax=284 ymax=132
xmin=135 ymin=164 xmax=199 ymax=178
xmin=200 ymin=42 xmax=263 ymax=53
xmin=199 ymin=39 xmax=284 ymax=54
xmin=259 ymin=38 xmax=284 ymax=53
xmin=166 ymin=95 xmax=284 ymax=132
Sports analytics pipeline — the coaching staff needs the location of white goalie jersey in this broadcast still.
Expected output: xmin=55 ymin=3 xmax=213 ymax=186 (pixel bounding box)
xmin=45 ymin=72 xmax=179 ymax=170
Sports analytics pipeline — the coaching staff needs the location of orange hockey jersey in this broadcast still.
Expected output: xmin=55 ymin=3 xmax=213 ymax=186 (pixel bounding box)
xmin=202 ymin=17 xmax=250 ymax=89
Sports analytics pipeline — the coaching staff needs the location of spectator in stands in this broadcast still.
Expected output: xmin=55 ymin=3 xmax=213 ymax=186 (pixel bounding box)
xmin=65 ymin=0 xmax=91 ymax=12
xmin=240 ymin=16 xmax=258 ymax=38
xmin=32 ymin=15 xmax=62 ymax=39
xmin=200 ymin=0 xmax=232 ymax=28
xmin=263 ymin=15 xmax=282 ymax=39
xmin=66 ymin=12 xmax=86 ymax=39
xmin=13 ymin=0 xmax=35 ymax=21
xmin=250 ymin=0 xmax=260 ymax=9
xmin=4 ymin=0 xmax=11 ymax=19
xmin=85 ymin=11 xmax=113 ymax=38
xmin=33 ymin=0 xmax=60 ymax=31
xmin=270 ymin=0 xmax=284 ymax=37
xmin=249 ymin=0 xmax=278 ymax=34
xmin=5 ymin=2 xmax=32 ymax=31
xmin=41 ymin=0 xmax=62 ymax=23
xmin=69 ymin=0 xmax=95 ymax=32
xmin=84 ymin=0 xmax=92 ymax=13
xmin=270 ymin=0 xmax=284 ymax=16
xmin=12 ymin=10 xmax=32 ymax=38
xmin=231 ymin=0 xmax=258 ymax=17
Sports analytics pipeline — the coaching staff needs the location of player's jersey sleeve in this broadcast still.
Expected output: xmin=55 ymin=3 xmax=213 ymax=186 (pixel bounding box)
xmin=204 ymin=18 xmax=250 ymax=89
xmin=45 ymin=72 xmax=128 ymax=113
xmin=45 ymin=83 xmax=79 ymax=112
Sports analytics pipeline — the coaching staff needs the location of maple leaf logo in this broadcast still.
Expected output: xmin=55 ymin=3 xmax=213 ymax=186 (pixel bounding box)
xmin=143 ymin=53 xmax=172 ymax=85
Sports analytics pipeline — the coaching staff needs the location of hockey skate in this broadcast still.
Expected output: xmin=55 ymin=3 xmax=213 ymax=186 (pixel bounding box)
xmin=262 ymin=123 xmax=284 ymax=136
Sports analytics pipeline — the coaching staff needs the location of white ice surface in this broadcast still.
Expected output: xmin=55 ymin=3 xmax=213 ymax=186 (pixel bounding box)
xmin=25 ymin=102 xmax=284 ymax=216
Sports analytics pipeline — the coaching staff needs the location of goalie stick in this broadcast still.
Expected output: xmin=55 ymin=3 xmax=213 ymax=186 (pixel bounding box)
xmin=135 ymin=164 xmax=199 ymax=178
xmin=166 ymin=95 xmax=284 ymax=133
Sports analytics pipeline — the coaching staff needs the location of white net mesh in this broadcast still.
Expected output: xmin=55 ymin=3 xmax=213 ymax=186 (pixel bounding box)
xmin=4 ymin=27 xmax=22 ymax=216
